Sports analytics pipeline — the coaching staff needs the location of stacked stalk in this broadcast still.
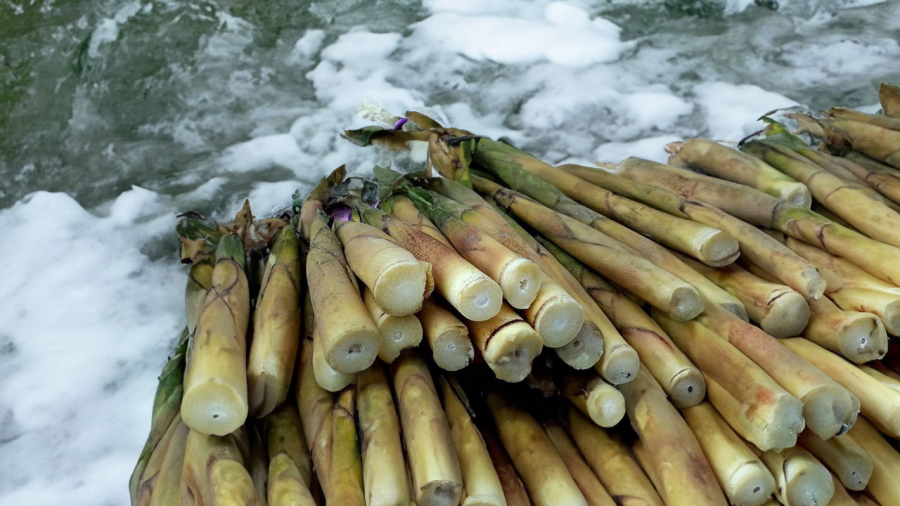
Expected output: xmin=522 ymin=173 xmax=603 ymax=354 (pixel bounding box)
xmin=363 ymin=287 xmax=424 ymax=363
xmin=560 ymin=163 xmax=825 ymax=300
xmin=330 ymin=388 xmax=365 ymax=506
xmin=826 ymin=107 xmax=900 ymax=132
xmin=472 ymin=138 xmax=739 ymax=267
xmin=265 ymin=403 xmax=315 ymax=506
xmin=881 ymin=82 xmax=900 ymax=118
xmin=758 ymin=447 xmax=834 ymax=506
xmin=439 ymin=377 xmax=507 ymax=506
xmin=248 ymin=226 xmax=303 ymax=418
xmin=682 ymin=402 xmax=776 ymax=506
xmin=774 ymin=233 xmax=900 ymax=335
xmin=618 ymin=366 xmax=728 ymax=506
xmin=796 ymin=430 xmax=872 ymax=492
xmin=742 ymin=139 xmax=900 ymax=248
xmin=666 ymin=138 xmax=811 ymax=206
xmin=135 ymin=413 xmax=190 ymax=506
xmin=486 ymin=391 xmax=587 ymax=506
xmin=683 ymin=256 xmax=809 ymax=338
xmin=392 ymin=353 xmax=463 ymax=506
xmin=466 ymin=302 xmax=544 ymax=383
xmin=790 ymin=114 xmax=900 ymax=169
xmin=406 ymin=186 xmax=585 ymax=348
xmin=781 ymin=338 xmax=900 ymax=438
xmin=653 ymin=312 xmax=804 ymax=451
xmin=475 ymin=414 xmax=532 ymax=506
xmin=697 ymin=305 xmax=858 ymax=440
xmin=844 ymin=417 xmax=900 ymax=504
xmin=180 ymin=428 xmax=262 ymax=506
xmin=418 ymin=299 xmax=475 ymax=371
xmin=564 ymin=406 xmax=664 ymax=506
xmin=181 ymin=234 xmax=251 ymax=436
xmin=306 ymin=212 xmax=380 ymax=373
xmin=359 ymin=204 xmax=503 ymax=322
xmin=543 ymin=423 xmax=617 ymax=506
xmin=479 ymin=180 xmax=704 ymax=321
xmin=357 ymin=365 xmax=410 ymax=506
xmin=556 ymin=367 xmax=626 ymax=428
xmin=545 ymin=239 xmax=705 ymax=407
xmin=335 ymin=219 xmax=434 ymax=316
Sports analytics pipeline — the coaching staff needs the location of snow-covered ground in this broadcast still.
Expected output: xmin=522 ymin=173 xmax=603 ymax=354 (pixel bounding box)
xmin=1 ymin=0 xmax=899 ymax=504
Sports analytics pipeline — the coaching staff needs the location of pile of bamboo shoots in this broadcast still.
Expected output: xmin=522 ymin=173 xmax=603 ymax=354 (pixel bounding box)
xmin=131 ymin=83 xmax=900 ymax=506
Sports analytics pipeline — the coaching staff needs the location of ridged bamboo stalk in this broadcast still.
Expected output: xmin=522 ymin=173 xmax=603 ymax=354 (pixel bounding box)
xmin=486 ymin=391 xmax=587 ymax=506
xmin=618 ymin=366 xmax=728 ymax=506
xmin=545 ymin=239 xmax=705 ymax=407
xmin=682 ymin=402 xmax=775 ymax=506
xmin=742 ymin=139 xmax=900 ymax=248
xmin=418 ymin=299 xmax=474 ymax=371
xmin=407 ymin=187 xmax=542 ymax=310
xmin=405 ymin=186 xmax=584 ymax=347
xmin=790 ymin=114 xmax=900 ymax=169
xmin=181 ymin=428 xmax=262 ymax=506
xmin=560 ymin=163 xmax=825 ymax=300
xmin=363 ymin=287 xmax=424 ymax=363
xmin=335 ymin=219 xmax=434 ymax=316
xmin=667 ymin=139 xmax=811 ymax=206
xmin=472 ymin=138 xmax=740 ymax=266
xmin=881 ymin=82 xmax=900 ymax=118
xmin=698 ymin=306 xmax=857 ymax=440
xmin=421 ymin=177 xmax=621 ymax=377
xmin=330 ymin=388 xmax=365 ymax=506
xmin=135 ymin=413 xmax=190 ymax=506
xmin=430 ymin=174 xmax=747 ymax=321
xmin=653 ymin=311 xmax=804 ymax=451
xmin=439 ymin=377 xmax=506 ymax=506
xmin=844 ymin=416 xmax=900 ymax=504
xmin=684 ymin=256 xmax=809 ymax=338
xmin=564 ymin=406 xmax=664 ymax=506
xmin=383 ymin=194 xmax=454 ymax=247
xmin=797 ymin=430 xmax=872 ymax=492
xmin=294 ymin=306 xmax=333 ymax=499
xmin=307 ymin=212 xmax=379 ymax=373
xmin=610 ymin=157 xmax=795 ymax=228
xmin=759 ymin=447 xmax=834 ymax=506
xmin=357 ymin=365 xmax=410 ymax=506
xmin=392 ymin=353 xmax=462 ymax=506
xmin=782 ymin=338 xmax=900 ymax=438
xmin=181 ymin=234 xmax=250 ymax=436
xmin=557 ymin=367 xmax=626 ymax=428
xmin=360 ymin=204 xmax=503 ymax=322
xmin=248 ymin=226 xmax=302 ymax=418
xmin=482 ymin=182 xmax=703 ymax=321
xmin=775 ymin=234 xmax=900 ymax=335
xmin=467 ymin=303 xmax=544 ymax=383
xmin=266 ymin=403 xmax=315 ymax=506
xmin=544 ymin=423 xmax=617 ymax=506
xmin=840 ymin=151 xmax=900 ymax=204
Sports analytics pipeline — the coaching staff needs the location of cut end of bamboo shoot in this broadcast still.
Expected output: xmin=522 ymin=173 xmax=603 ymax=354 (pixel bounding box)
xmin=669 ymin=368 xmax=707 ymax=408
xmin=669 ymin=285 xmax=705 ymax=321
xmin=313 ymin=333 xmax=355 ymax=392
xmin=431 ymin=328 xmax=474 ymax=372
xmin=377 ymin=314 xmax=424 ymax=363
xmin=759 ymin=290 xmax=810 ymax=339
xmin=485 ymin=322 xmax=544 ymax=383
xmin=530 ymin=292 xmax=585 ymax=348
xmin=326 ymin=329 xmax=380 ymax=374
xmin=456 ymin=276 xmax=504 ymax=322
xmin=730 ymin=462 xmax=777 ymax=506
xmin=182 ymin=382 xmax=248 ymax=436
xmin=801 ymin=267 xmax=827 ymax=301
xmin=599 ymin=344 xmax=641 ymax=385
xmin=374 ymin=261 xmax=432 ymax=316
xmin=498 ymin=257 xmax=542 ymax=310
xmin=555 ymin=322 xmax=605 ymax=370
xmin=698 ymin=228 xmax=741 ymax=267
xmin=780 ymin=182 xmax=815 ymax=208
xmin=839 ymin=315 xmax=888 ymax=363
xmin=584 ymin=382 xmax=626 ymax=428
xmin=801 ymin=386 xmax=856 ymax=441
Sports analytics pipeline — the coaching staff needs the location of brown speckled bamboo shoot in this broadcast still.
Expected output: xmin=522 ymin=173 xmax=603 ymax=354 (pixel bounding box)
xmin=544 ymin=423 xmax=617 ymax=506
xmin=266 ymin=403 xmax=315 ymax=506
xmin=181 ymin=428 xmax=262 ymax=506
xmin=294 ymin=320 xmax=333 ymax=498
xmin=330 ymin=388 xmax=364 ymax=506
xmin=136 ymin=413 xmax=189 ymax=506
xmin=654 ymin=311 xmax=804 ymax=451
